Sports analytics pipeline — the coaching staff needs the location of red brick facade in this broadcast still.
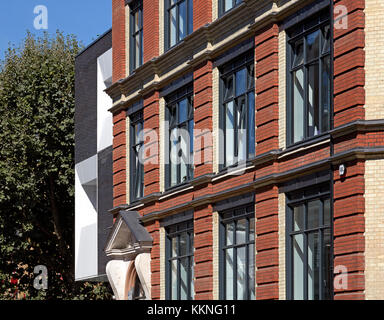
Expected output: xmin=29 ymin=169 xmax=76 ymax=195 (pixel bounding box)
xmin=106 ymin=0 xmax=384 ymax=300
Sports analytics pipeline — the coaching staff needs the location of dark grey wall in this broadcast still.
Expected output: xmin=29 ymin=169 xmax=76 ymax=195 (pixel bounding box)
xmin=75 ymin=30 xmax=112 ymax=165
xmin=97 ymin=146 xmax=113 ymax=275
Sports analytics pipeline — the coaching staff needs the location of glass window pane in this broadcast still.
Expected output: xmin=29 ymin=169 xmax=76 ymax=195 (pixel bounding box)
xmin=308 ymin=232 xmax=320 ymax=300
xmin=294 ymin=205 xmax=305 ymax=231
xmin=248 ymin=91 xmax=255 ymax=157
xmin=249 ymin=218 xmax=255 ymax=241
xmin=180 ymin=258 xmax=188 ymax=300
xmin=170 ymin=128 xmax=178 ymax=186
xmin=225 ymin=0 xmax=233 ymax=12
xmin=135 ymin=34 xmax=140 ymax=68
xmin=225 ymin=248 xmax=234 ymax=300
xmin=226 ymin=222 xmax=234 ymax=246
xmin=235 ymin=68 xmax=247 ymax=96
xmin=171 ymin=259 xmax=178 ymax=299
xmin=306 ymin=30 xmax=320 ymax=61
xmin=172 ymin=237 xmax=178 ymax=257
xmin=179 ymin=1 xmax=187 ymax=41
xmin=292 ymin=40 xmax=304 ymax=67
xmin=188 ymin=120 xmax=194 ymax=157
xmin=321 ymin=56 xmax=331 ymax=133
xmin=179 ymin=98 xmax=188 ymax=123
xmin=308 ymin=200 xmax=321 ymax=229
xmin=237 ymin=247 xmax=246 ymax=300
xmin=323 ymin=199 xmax=331 ymax=226
xmin=322 ymin=25 xmax=330 ymax=54
xmin=323 ymin=228 xmax=332 ymax=300
xmin=135 ymin=10 xmax=140 ymax=32
xmin=236 ymin=219 xmax=246 ymax=244
xmin=180 ymin=232 xmax=188 ymax=256
xmin=237 ymin=99 xmax=246 ymax=162
xmin=225 ymin=101 xmax=235 ymax=166
xmin=308 ymin=63 xmax=320 ymax=137
xmin=248 ymin=65 xmax=254 ymax=89
xmin=180 ymin=125 xmax=188 ymax=182
xmin=188 ymin=0 xmax=193 ymax=34
xmin=293 ymin=68 xmax=305 ymax=143
xmin=225 ymin=76 xmax=234 ymax=100
xmin=248 ymin=243 xmax=255 ymax=299
xmin=293 ymin=234 xmax=304 ymax=300
xmin=170 ymin=7 xmax=177 ymax=47
xmin=190 ymin=256 xmax=194 ymax=299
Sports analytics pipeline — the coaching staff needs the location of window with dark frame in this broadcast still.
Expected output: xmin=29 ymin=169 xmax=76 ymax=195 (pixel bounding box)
xmin=130 ymin=0 xmax=143 ymax=73
xmin=165 ymin=220 xmax=194 ymax=300
xmin=131 ymin=274 xmax=146 ymax=300
xmin=219 ymin=0 xmax=242 ymax=16
xmin=165 ymin=84 xmax=194 ymax=189
xmin=220 ymin=50 xmax=255 ymax=169
xmin=219 ymin=205 xmax=255 ymax=300
xmin=287 ymin=8 xmax=331 ymax=146
xmin=286 ymin=183 xmax=332 ymax=300
xmin=130 ymin=111 xmax=144 ymax=202
xmin=165 ymin=0 xmax=193 ymax=50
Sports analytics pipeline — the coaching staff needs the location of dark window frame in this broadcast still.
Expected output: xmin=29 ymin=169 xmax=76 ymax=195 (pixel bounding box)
xmin=219 ymin=204 xmax=255 ymax=300
xmin=219 ymin=50 xmax=255 ymax=170
xmin=164 ymin=0 xmax=193 ymax=51
xmin=218 ymin=0 xmax=243 ymax=16
xmin=129 ymin=0 xmax=143 ymax=73
xmin=129 ymin=111 xmax=144 ymax=202
xmin=165 ymin=83 xmax=194 ymax=190
xmin=165 ymin=219 xmax=194 ymax=300
xmin=286 ymin=8 xmax=331 ymax=147
xmin=286 ymin=182 xmax=333 ymax=300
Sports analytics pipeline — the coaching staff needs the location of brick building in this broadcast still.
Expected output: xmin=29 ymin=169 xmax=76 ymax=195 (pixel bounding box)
xmin=75 ymin=0 xmax=384 ymax=300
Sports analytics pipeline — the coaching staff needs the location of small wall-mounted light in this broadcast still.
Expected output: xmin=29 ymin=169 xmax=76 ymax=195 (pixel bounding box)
xmin=339 ymin=164 xmax=346 ymax=177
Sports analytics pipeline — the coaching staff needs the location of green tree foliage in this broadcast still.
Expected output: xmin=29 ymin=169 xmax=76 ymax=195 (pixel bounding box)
xmin=0 ymin=31 xmax=113 ymax=300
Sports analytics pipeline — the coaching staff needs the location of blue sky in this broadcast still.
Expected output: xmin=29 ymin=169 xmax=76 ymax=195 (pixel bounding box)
xmin=0 ymin=0 xmax=111 ymax=60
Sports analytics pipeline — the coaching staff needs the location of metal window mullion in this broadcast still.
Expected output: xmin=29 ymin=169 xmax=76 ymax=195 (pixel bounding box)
xmin=177 ymin=235 xmax=181 ymax=300
xmin=303 ymin=203 xmax=308 ymax=300
xmin=319 ymin=28 xmax=323 ymax=134
xmin=233 ymin=220 xmax=237 ymax=300
xmin=303 ymin=35 xmax=308 ymax=140
xmin=176 ymin=3 xmax=180 ymax=43
xmin=245 ymin=219 xmax=250 ymax=299
xmin=187 ymin=231 xmax=191 ymax=300
xmin=319 ymin=200 xmax=324 ymax=300
xmin=245 ymin=92 xmax=249 ymax=159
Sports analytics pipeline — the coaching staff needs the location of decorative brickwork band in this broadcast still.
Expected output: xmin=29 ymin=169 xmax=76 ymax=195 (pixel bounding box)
xmin=255 ymin=23 xmax=280 ymax=155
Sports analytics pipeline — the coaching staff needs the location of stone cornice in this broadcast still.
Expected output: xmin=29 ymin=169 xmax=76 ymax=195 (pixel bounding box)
xmin=111 ymin=120 xmax=384 ymax=219
xmin=106 ymin=0 xmax=314 ymax=114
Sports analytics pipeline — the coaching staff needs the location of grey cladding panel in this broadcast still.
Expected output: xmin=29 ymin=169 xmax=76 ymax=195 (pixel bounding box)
xmin=97 ymin=146 xmax=113 ymax=276
xmin=75 ymin=31 xmax=112 ymax=164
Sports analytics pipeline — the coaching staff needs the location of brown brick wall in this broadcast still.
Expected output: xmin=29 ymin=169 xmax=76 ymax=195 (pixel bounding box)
xmin=194 ymin=61 xmax=214 ymax=177
xmin=333 ymin=0 xmax=365 ymax=127
xmin=194 ymin=205 xmax=214 ymax=300
xmin=333 ymin=159 xmax=365 ymax=300
xmin=143 ymin=91 xmax=161 ymax=196
xmin=255 ymin=24 xmax=279 ymax=155
xmin=113 ymin=110 xmax=127 ymax=207
xmin=193 ymin=0 xmax=212 ymax=31
xmin=143 ymin=0 xmax=160 ymax=62
xmin=255 ymin=185 xmax=279 ymax=300
xmin=112 ymin=0 xmax=126 ymax=82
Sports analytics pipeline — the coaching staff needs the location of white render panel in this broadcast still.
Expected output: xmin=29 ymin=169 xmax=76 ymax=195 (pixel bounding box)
xmin=75 ymin=158 xmax=98 ymax=280
xmin=97 ymin=48 xmax=113 ymax=152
